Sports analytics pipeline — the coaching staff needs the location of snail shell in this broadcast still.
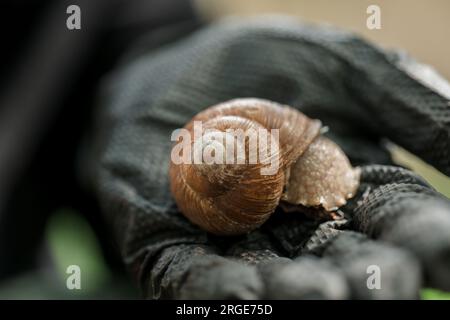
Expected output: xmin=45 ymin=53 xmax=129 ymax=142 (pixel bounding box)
xmin=169 ymin=98 xmax=360 ymax=235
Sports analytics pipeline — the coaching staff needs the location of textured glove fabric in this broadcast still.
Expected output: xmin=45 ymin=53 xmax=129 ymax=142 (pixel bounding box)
xmin=310 ymin=230 xmax=422 ymax=299
xmin=352 ymin=165 xmax=450 ymax=290
xmin=258 ymin=255 xmax=350 ymax=299
xmin=90 ymin=16 xmax=450 ymax=299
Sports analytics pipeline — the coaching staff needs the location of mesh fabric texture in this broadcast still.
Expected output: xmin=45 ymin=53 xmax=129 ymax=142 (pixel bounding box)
xmin=89 ymin=17 xmax=450 ymax=299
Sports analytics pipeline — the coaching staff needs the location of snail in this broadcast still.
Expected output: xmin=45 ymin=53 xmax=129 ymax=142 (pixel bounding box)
xmin=169 ymin=98 xmax=360 ymax=235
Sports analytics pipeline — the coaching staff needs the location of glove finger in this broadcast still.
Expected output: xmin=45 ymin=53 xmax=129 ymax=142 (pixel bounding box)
xmin=149 ymin=244 xmax=263 ymax=299
xmin=224 ymin=231 xmax=350 ymax=299
xmin=257 ymin=255 xmax=350 ymax=300
xmin=304 ymin=230 xmax=422 ymax=299
xmin=352 ymin=165 xmax=450 ymax=291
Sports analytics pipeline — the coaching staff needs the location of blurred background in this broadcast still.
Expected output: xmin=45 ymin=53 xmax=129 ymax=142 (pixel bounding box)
xmin=0 ymin=0 xmax=448 ymax=299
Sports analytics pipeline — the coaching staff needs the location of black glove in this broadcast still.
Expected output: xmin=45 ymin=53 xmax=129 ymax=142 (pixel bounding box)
xmin=87 ymin=16 xmax=450 ymax=299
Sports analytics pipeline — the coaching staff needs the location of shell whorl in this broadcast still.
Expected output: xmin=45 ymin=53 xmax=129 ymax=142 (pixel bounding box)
xmin=169 ymin=98 xmax=322 ymax=235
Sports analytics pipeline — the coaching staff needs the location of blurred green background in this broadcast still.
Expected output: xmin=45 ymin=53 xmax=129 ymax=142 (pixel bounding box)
xmin=0 ymin=209 xmax=138 ymax=299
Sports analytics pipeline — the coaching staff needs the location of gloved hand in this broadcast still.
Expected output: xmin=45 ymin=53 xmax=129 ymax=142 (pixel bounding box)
xmin=87 ymin=16 xmax=450 ymax=299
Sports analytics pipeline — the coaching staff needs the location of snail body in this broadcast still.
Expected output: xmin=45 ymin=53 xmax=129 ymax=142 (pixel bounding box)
xmin=169 ymin=98 xmax=360 ymax=235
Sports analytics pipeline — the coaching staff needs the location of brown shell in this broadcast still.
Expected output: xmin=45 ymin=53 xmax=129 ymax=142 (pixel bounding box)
xmin=169 ymin=98 xmax=322 ymax=235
